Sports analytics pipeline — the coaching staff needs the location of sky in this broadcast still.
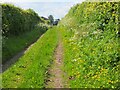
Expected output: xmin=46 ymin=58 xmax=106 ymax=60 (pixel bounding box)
xmin=0 ymin=0 xmax=86 ymax=19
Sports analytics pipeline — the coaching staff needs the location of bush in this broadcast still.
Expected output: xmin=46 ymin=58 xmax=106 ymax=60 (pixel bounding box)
xmin=2 ymin=4 xmax=41 ymax=36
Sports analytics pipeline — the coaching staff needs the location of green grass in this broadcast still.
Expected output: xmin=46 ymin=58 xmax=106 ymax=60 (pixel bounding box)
xmin=2 ymin=24 xmax=47 ymax=63
xmin=59 ymin=23 xmax=119 ymax=88
xmin=58 ymin=2 xmax=120 ymax=88
xmin=2 ymin=27 xmax=58 ymax=88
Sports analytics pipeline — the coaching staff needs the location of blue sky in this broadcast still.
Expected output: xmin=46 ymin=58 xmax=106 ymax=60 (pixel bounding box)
xmin=1 ymin=0 xmax=86 ymax=19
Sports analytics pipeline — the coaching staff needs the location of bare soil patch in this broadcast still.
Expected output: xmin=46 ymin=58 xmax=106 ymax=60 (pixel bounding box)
xmin=46 ymin=35 xmax=64 ymax=88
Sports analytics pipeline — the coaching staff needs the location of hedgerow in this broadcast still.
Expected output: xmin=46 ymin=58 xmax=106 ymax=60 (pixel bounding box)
xmin=67 ymin=2 xmax=119 ymax=33
xmin=2 ymin=4 xmax=50 ymax=63
xmin=59 ymin=1 xmax=120 ymax=88
xmin=2 ymin=4 xmax=47 ymax=36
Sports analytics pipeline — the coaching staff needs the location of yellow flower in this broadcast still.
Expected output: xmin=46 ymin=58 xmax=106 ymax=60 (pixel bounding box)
xmin=108 ymin=80 xmax=114 ymax=84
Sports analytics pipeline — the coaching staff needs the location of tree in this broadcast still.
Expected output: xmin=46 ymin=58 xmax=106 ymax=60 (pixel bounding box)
xmin=48 ymin=15 xmax=54 ymax=25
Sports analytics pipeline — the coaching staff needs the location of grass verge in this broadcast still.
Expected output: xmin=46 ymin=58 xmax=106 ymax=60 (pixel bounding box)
xmin=59 ymin=23 xmax=119 ymax=88
xmin=1 ymin=27 xmax=58 ymax=88
xmin=58 ymin=2 xmax=119 ymax=88
xmin=2 ymin=24 xmax=47 ymax=63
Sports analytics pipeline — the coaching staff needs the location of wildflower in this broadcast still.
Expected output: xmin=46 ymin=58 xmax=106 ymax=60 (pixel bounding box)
xmin=73 ymin=59 xmax=77 ymax=62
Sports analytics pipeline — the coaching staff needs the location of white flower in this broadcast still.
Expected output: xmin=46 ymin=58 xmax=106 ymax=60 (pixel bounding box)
xmin=73 ymin=59 xmax=77 ymax=62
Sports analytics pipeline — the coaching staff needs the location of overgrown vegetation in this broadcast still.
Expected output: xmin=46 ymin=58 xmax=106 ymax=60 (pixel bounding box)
xmin=59 ymin=1 xmax=120 ymax=88
xmin=2 ymin=27 xmax=58 ymax=88
xmin=2 ymin=4 xmax=50 ymax=63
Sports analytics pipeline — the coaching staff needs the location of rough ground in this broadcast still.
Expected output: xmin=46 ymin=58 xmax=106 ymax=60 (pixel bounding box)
xmin=46 ymin=34 xmax=64 ymax=88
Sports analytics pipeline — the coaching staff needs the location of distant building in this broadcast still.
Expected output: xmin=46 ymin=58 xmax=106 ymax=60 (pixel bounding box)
xmin=53 ymin=19 xmax=60 ymax=25
xmin=41 ymin=16 xmax=49 ymax=20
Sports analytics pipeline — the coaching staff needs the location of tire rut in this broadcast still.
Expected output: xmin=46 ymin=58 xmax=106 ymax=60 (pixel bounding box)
xmin=46 ymin=33 xmax=64 ymax=88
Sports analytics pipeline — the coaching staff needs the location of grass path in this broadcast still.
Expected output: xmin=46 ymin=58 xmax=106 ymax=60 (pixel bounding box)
xmin=46 ymin=31 xmax=64 ymax=88
xmin=2 ymin=28 xmax=58 ymax=88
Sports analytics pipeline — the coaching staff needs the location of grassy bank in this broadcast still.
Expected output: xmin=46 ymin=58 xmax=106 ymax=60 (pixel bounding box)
xmin=59 ymin=23 xmax=119 ymax=88
xmin=2 ymin=3 xmax=50 ymax=63
xmin=2 ymin=24 xmax=48 ymax=63
xmin=58 ymin=1 xmax=119 ymax=88
xmin=2 ymin=27 xmax=58 ymax=88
